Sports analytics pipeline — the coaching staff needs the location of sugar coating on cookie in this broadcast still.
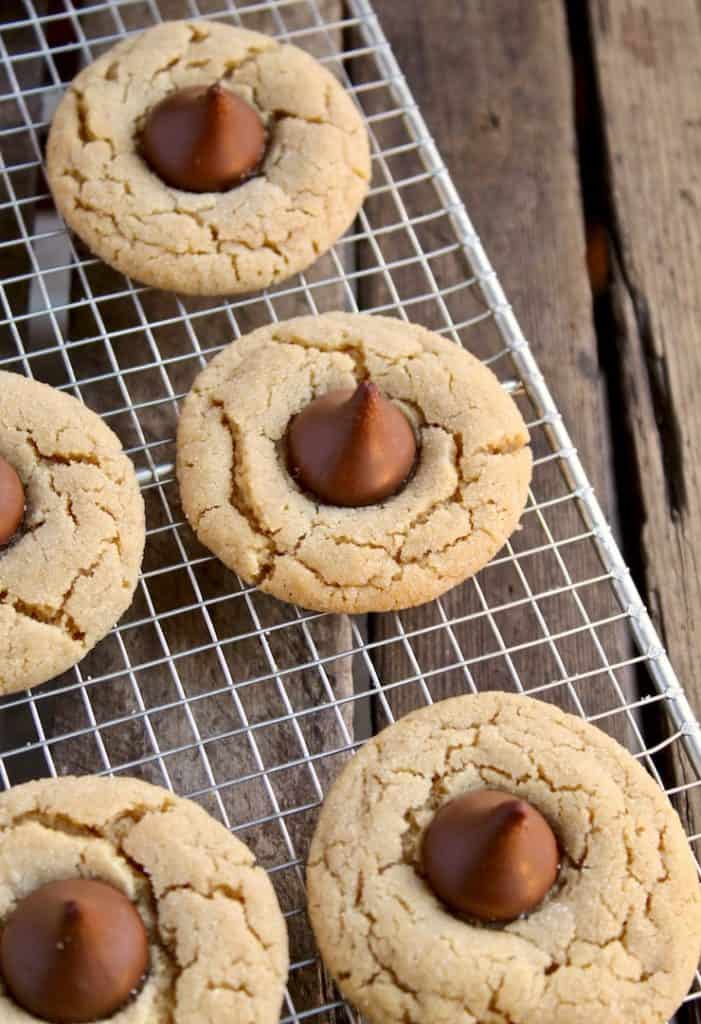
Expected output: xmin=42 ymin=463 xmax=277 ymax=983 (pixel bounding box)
xmin=46 ymin=20 xmax=371 ymax=296
xmin=0 ymin=371 xmax=145 ymax=694
xmin=176 ymin=312 xmax=532 ymax=613
xmin=307 ymin=692 xmax=701 ymax=1024
xmin=0 ymin=775 xmax=289 ymax=1024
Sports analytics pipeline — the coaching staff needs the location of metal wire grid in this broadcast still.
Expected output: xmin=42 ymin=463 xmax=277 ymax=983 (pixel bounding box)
xmin=1 ymin=0 xmax=700 ymax=1019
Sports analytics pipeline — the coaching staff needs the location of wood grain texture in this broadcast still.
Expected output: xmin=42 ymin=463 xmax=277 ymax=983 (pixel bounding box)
xmin=366 ymin=0 xmax=633 ymax=730
xmin=589 ymin=0 xmax=701 ymax=723
xmin=588 ymin=9 xmax=701 ymax=1016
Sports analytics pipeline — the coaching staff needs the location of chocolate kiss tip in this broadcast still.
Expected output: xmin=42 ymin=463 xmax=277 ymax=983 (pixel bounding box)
xmin=350 ymin=380 xmax=380 ymax=412
xmin=504 ymin=800 xmax=529 ymax=822
xmin=207 ymin=82 xmax=227 ymax=104
xmin=478 ymin=798 xmax=528 ymax=847
xmin=62 ymin=899 xmax=81 ymax=924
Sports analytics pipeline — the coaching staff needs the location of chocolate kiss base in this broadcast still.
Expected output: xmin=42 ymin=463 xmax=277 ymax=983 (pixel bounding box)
xmin=286 ymin=381 xmax=418 ymax=507
xmin=0 ymin=878 xmax=150 ymax=1024
xmin=422 ymin=789 xmax=560 ymax=923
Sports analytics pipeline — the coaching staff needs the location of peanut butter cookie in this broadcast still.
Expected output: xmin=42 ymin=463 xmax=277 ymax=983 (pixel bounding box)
xmin=46 ymin=20 xmax=371 ymax=295
xmin=0 ymin=775 xmax=288 ymax=1024
xmin=307 ymin=692 xmax=701 ymax=1024
xmin=176 ymin=313 xmax=531 ymax=613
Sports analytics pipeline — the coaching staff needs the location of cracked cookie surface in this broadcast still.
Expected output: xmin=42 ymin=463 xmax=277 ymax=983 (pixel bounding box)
xmin=0 ymin=775 xmax=288 ymax=1024
xmin=176 ymin=312 xmax=531 ymax=613
xmin=307 ymin=692 xmax=701 ymax=1024
xmin=0 ymin=371 xmax=145 ymax=694
xmin=46 ymin=20 xmax=371 ymax=296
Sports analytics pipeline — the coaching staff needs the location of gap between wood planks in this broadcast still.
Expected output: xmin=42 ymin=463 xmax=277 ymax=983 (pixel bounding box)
xmin=567 ymin=9 xmax=701 ymax=1020
xmin=567 ymin=0 xmax=682 ymax=611
xmin=564 ymin=2 xmax=654 ymax=663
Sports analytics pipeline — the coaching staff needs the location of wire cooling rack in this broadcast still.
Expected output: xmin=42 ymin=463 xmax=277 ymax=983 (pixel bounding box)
xmin=1 ymin=0 xmax=701 ymax=1020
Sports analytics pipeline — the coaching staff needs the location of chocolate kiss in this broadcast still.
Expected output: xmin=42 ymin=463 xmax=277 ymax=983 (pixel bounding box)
xmin=0 ymin=879 xmax=150 ymax=1023
xmin=140 ymin=82 xmax=266 ymax=192
xmin=287 ymin=381 xmax=417 ymax=507
xmin=423 ymin=789 xmax=559 ymax=922
xmin=0 ymin=455 xmax=25 ymax=547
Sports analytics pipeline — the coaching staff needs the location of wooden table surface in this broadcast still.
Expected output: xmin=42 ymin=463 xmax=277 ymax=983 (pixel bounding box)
xmin=1 ymin=1 xmax=700 ymax=1020
xmin=374 ymin=0 xmax=701 ymax=730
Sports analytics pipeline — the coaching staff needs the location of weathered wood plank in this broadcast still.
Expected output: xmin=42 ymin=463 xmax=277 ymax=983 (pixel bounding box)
xmin=588 ymin=7 xmax=701 ymax=1016
xmin=589 ymin=0 xmax=701 ymax=721
xmin=365 ymin=0 xmax=633 ymax=732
